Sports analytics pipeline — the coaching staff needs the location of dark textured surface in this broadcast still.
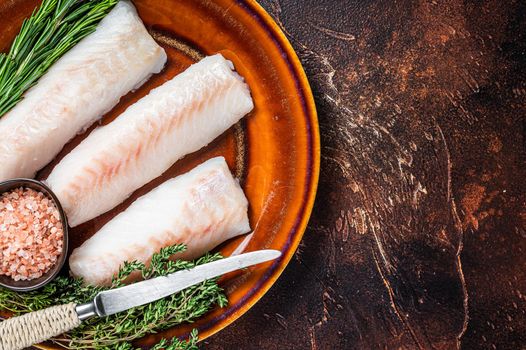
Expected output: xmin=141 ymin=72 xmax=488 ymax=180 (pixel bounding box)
xmin=205 ymin=0 xmax=526 ymax=349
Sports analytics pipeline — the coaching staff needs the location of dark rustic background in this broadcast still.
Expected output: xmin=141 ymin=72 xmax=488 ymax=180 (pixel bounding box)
xmin=205 ymin=0 xmax=526 ymax=349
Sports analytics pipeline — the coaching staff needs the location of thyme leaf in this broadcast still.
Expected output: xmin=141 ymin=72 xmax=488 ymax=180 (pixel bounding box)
xmin=0 ymin=244 xmax=227 ymax=349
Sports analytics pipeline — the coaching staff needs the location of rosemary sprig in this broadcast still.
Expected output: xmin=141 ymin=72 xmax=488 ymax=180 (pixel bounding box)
xmin=0 ymin=244 xmax=228 ymax=349
xmin=0 ymin=0 xmax=118 ymax=117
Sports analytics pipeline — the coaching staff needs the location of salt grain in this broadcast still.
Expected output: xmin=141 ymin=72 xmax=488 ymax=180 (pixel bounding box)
xmin=0 ymin=187 xmax=63 ymax=281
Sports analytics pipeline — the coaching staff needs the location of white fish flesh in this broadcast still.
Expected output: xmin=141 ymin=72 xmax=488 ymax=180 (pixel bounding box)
xmin=46 ymin=54 xmax=254 ymax=227
xmin=69 ymin=156 xmax=251 ymax=286
xmin=0 ymin=1 xmax=167 ymax=181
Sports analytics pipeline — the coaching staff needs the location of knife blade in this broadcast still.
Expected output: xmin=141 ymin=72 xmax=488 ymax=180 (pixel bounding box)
xmin=75 ymin=249 xmax=281 ymax=320
xmin=0 ymin=249 xmax=281 ymax=350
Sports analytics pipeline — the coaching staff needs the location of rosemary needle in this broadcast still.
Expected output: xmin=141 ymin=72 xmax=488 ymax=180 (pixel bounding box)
xmin=0 ymin=0 xmax=118 ymax=117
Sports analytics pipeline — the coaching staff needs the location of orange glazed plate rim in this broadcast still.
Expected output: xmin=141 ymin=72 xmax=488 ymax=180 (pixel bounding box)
xmin=192 ymin=0 xmax=320 ymax=341
xmin=30 ymin=0 xmax=320 ymax=346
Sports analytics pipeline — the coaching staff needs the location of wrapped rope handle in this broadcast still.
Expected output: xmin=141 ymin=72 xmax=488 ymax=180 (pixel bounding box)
xmin=0 ymin=303 xmax=80 ymax=350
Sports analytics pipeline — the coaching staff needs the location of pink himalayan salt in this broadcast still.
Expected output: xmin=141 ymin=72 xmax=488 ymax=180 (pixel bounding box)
xmin=0 ymin=187 xmax=63 ymax=281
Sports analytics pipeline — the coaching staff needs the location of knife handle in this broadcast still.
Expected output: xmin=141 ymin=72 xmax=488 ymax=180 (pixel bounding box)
xmin=0 ymin=303 xmax=80 ymax=350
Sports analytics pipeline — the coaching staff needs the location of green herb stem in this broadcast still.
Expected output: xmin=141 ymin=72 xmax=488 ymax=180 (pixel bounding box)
xmin=0 ymin=0 xmax=118 ymax=117
xmin=0 ymin=244 xmax=227 ymax=349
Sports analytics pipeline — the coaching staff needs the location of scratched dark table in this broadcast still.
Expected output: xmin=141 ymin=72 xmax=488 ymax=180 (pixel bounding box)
xmin=204 ymin=1 xmax=526 ymax=349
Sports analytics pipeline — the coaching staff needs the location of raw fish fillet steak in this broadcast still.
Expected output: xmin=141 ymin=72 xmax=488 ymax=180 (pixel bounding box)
xmin=69 ymin=157 xmax=251 ymax=286
xmin=0 ymin=1 xmax=167 ymax=181
xmin=46 ymin=54 xmax=254 ymax=227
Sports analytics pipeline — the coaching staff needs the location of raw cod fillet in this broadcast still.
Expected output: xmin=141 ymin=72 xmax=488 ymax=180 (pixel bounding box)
xmin=69 ymin=156 xmax=251 ymax=286
xmin=0 ymin=1 xmax=167 ymax=182
xmin=46 ymin=54 xmax=254 ymax=227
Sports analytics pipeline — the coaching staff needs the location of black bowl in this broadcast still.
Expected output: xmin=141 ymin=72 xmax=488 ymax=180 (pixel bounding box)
xmin=0 ymin=178 xmax=68 ymax=292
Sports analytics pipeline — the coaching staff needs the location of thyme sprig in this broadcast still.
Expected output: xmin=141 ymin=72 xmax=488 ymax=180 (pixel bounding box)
xmin=0 ymin=244 xmax=227 ymax=349
xmin=0 ymin=0 xmax=118 ymax=117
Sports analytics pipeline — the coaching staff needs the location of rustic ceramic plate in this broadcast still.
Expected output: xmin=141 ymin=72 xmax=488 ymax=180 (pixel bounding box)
xmin=0 ymin=0 xmax=319 ymax=346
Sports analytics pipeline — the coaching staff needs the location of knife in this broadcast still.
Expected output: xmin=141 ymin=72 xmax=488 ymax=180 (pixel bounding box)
xmin=0 ymin=249 xmax=281 ymax=350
